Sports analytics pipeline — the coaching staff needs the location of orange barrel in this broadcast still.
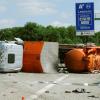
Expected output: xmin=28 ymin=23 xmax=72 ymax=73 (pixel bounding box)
xmin=22 ymin=41 xmax=44 ymax=73
xmin=64 ymin=49 xmax=86 ymax=73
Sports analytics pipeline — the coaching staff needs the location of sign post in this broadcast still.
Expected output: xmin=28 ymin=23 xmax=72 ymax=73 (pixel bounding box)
xmin=76 ymin=2 xmax=94 ymax=36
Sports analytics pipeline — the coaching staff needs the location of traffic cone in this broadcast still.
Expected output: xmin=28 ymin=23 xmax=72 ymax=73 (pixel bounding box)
xmin=22 ymin=96 xmax=25 ymax=100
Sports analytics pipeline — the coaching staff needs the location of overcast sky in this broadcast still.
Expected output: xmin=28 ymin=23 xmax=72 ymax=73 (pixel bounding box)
xmin=0 ymin=0 xmax=100 ymax=31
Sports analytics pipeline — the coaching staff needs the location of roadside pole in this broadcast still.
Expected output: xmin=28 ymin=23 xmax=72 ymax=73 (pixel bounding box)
xmin=94 ymin=13 xmax=100 ymax=45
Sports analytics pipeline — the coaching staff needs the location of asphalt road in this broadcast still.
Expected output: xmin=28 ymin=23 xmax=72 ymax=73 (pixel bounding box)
xmin=0 ymin=73 xmax=100 ymax=100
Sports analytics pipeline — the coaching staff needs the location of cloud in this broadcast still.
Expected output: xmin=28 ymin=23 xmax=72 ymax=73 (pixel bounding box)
xmin=51 ymin=12 xmax=74 ymax=26
xmin=50 ymin=20 xmax=70 ymax=27
xmin=17 ymin=0 xmax=57 ymax=16
xmin=60 ymin=12 xmax=68 ymax=19
xmin=0 ymin=5 xmax=7 ymax=12
xmin=95 ymin=10 xmax=100 ymax=13
xmin=0 ymin=19 xmax=16 ymax=29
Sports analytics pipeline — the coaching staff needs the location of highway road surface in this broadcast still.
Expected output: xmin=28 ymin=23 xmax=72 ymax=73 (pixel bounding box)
xmin=0 ymin=73 xmax=100 ymax=100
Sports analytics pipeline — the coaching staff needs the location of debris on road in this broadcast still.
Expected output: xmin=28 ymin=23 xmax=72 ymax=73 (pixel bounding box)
xmin=56 ymin=63 xmax=68 ymax=73
xmin=65 ymin=90 xmax=71 ymax=93
xmin=72 ymin=88 xmax=90 ymax=93
xmin=45 ymin=91 xmax=50 ymax=93
xmin=12 ymin=81 xmax=18 ymax=84
xmin=2 ymin=94 xmax=6 ymax=96
xmin=64 ymin=88 xmax=91 ymax=94
xmin=88 ymin=95 xmax=99 ymax=98
xmin=10 ymin=91 xmax=15 ymax=94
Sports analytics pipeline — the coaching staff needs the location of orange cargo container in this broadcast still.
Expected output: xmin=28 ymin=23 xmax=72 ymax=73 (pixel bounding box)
xmin=64 ymin=47 xmax=100 ymax=73
xmin=64 ymin=49 xmax=86 ymax=73
xmin=22 ymin=41 xmax=44 ymax=73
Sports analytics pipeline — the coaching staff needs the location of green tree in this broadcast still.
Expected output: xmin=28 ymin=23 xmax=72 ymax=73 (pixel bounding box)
xmin=0 ymin=22 xmax=100 ymax=45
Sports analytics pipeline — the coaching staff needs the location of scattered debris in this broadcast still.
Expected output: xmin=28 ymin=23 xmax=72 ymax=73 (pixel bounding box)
xmin=38 ymin=81 xmax=44 ymax=84
xmin=2 ymin=94 xmax=6 ymax=96
xmin=64 ymin=88 xmax=90 ymax=94
xmin=45 ymin=91 xmax=49 ymax=93
xmin=84 ymin=83 xmax=88 ymax=86
xmin=72 ymin=88 xmax=90 ymax=93
xmin=65 ymin=90 xmax=71 ymax=93
xmin=12 ymin=81 xmax=18 ymax=84
xmin=86 ymin=91 xmax=91 ymax=93
xmin=88 ymin=95 xmax=99 ymax=98
xmin=10 ymin=91 xmax=15 ymax=94
xmin=92 ymin=81 xmax=100 ymax=86
xmin=91 ymin=70 xmax=100 ymax=74
xmin=56 ymin=63 xmax=68 ymax=73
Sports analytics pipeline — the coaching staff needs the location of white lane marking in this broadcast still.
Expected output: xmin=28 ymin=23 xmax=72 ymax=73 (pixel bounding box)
xmin=26 ymin=75 xmax=68 ymax=100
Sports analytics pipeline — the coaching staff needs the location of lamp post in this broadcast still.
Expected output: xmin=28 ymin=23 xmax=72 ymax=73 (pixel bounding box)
xmin=94 ymin=13 xmax=100 ymax=45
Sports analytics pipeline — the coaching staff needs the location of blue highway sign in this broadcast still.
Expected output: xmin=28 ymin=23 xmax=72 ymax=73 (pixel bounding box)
xmin=76 ymin=2 xmax=94 ymax=36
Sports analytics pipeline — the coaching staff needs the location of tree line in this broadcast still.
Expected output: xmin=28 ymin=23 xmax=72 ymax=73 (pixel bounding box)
xmin=0 ymin=22 xmax=100 ymax=45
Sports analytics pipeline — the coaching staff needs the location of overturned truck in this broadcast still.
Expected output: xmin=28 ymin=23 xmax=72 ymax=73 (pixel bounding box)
xmin=0 ymin=41 xmax=23 ymax=72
